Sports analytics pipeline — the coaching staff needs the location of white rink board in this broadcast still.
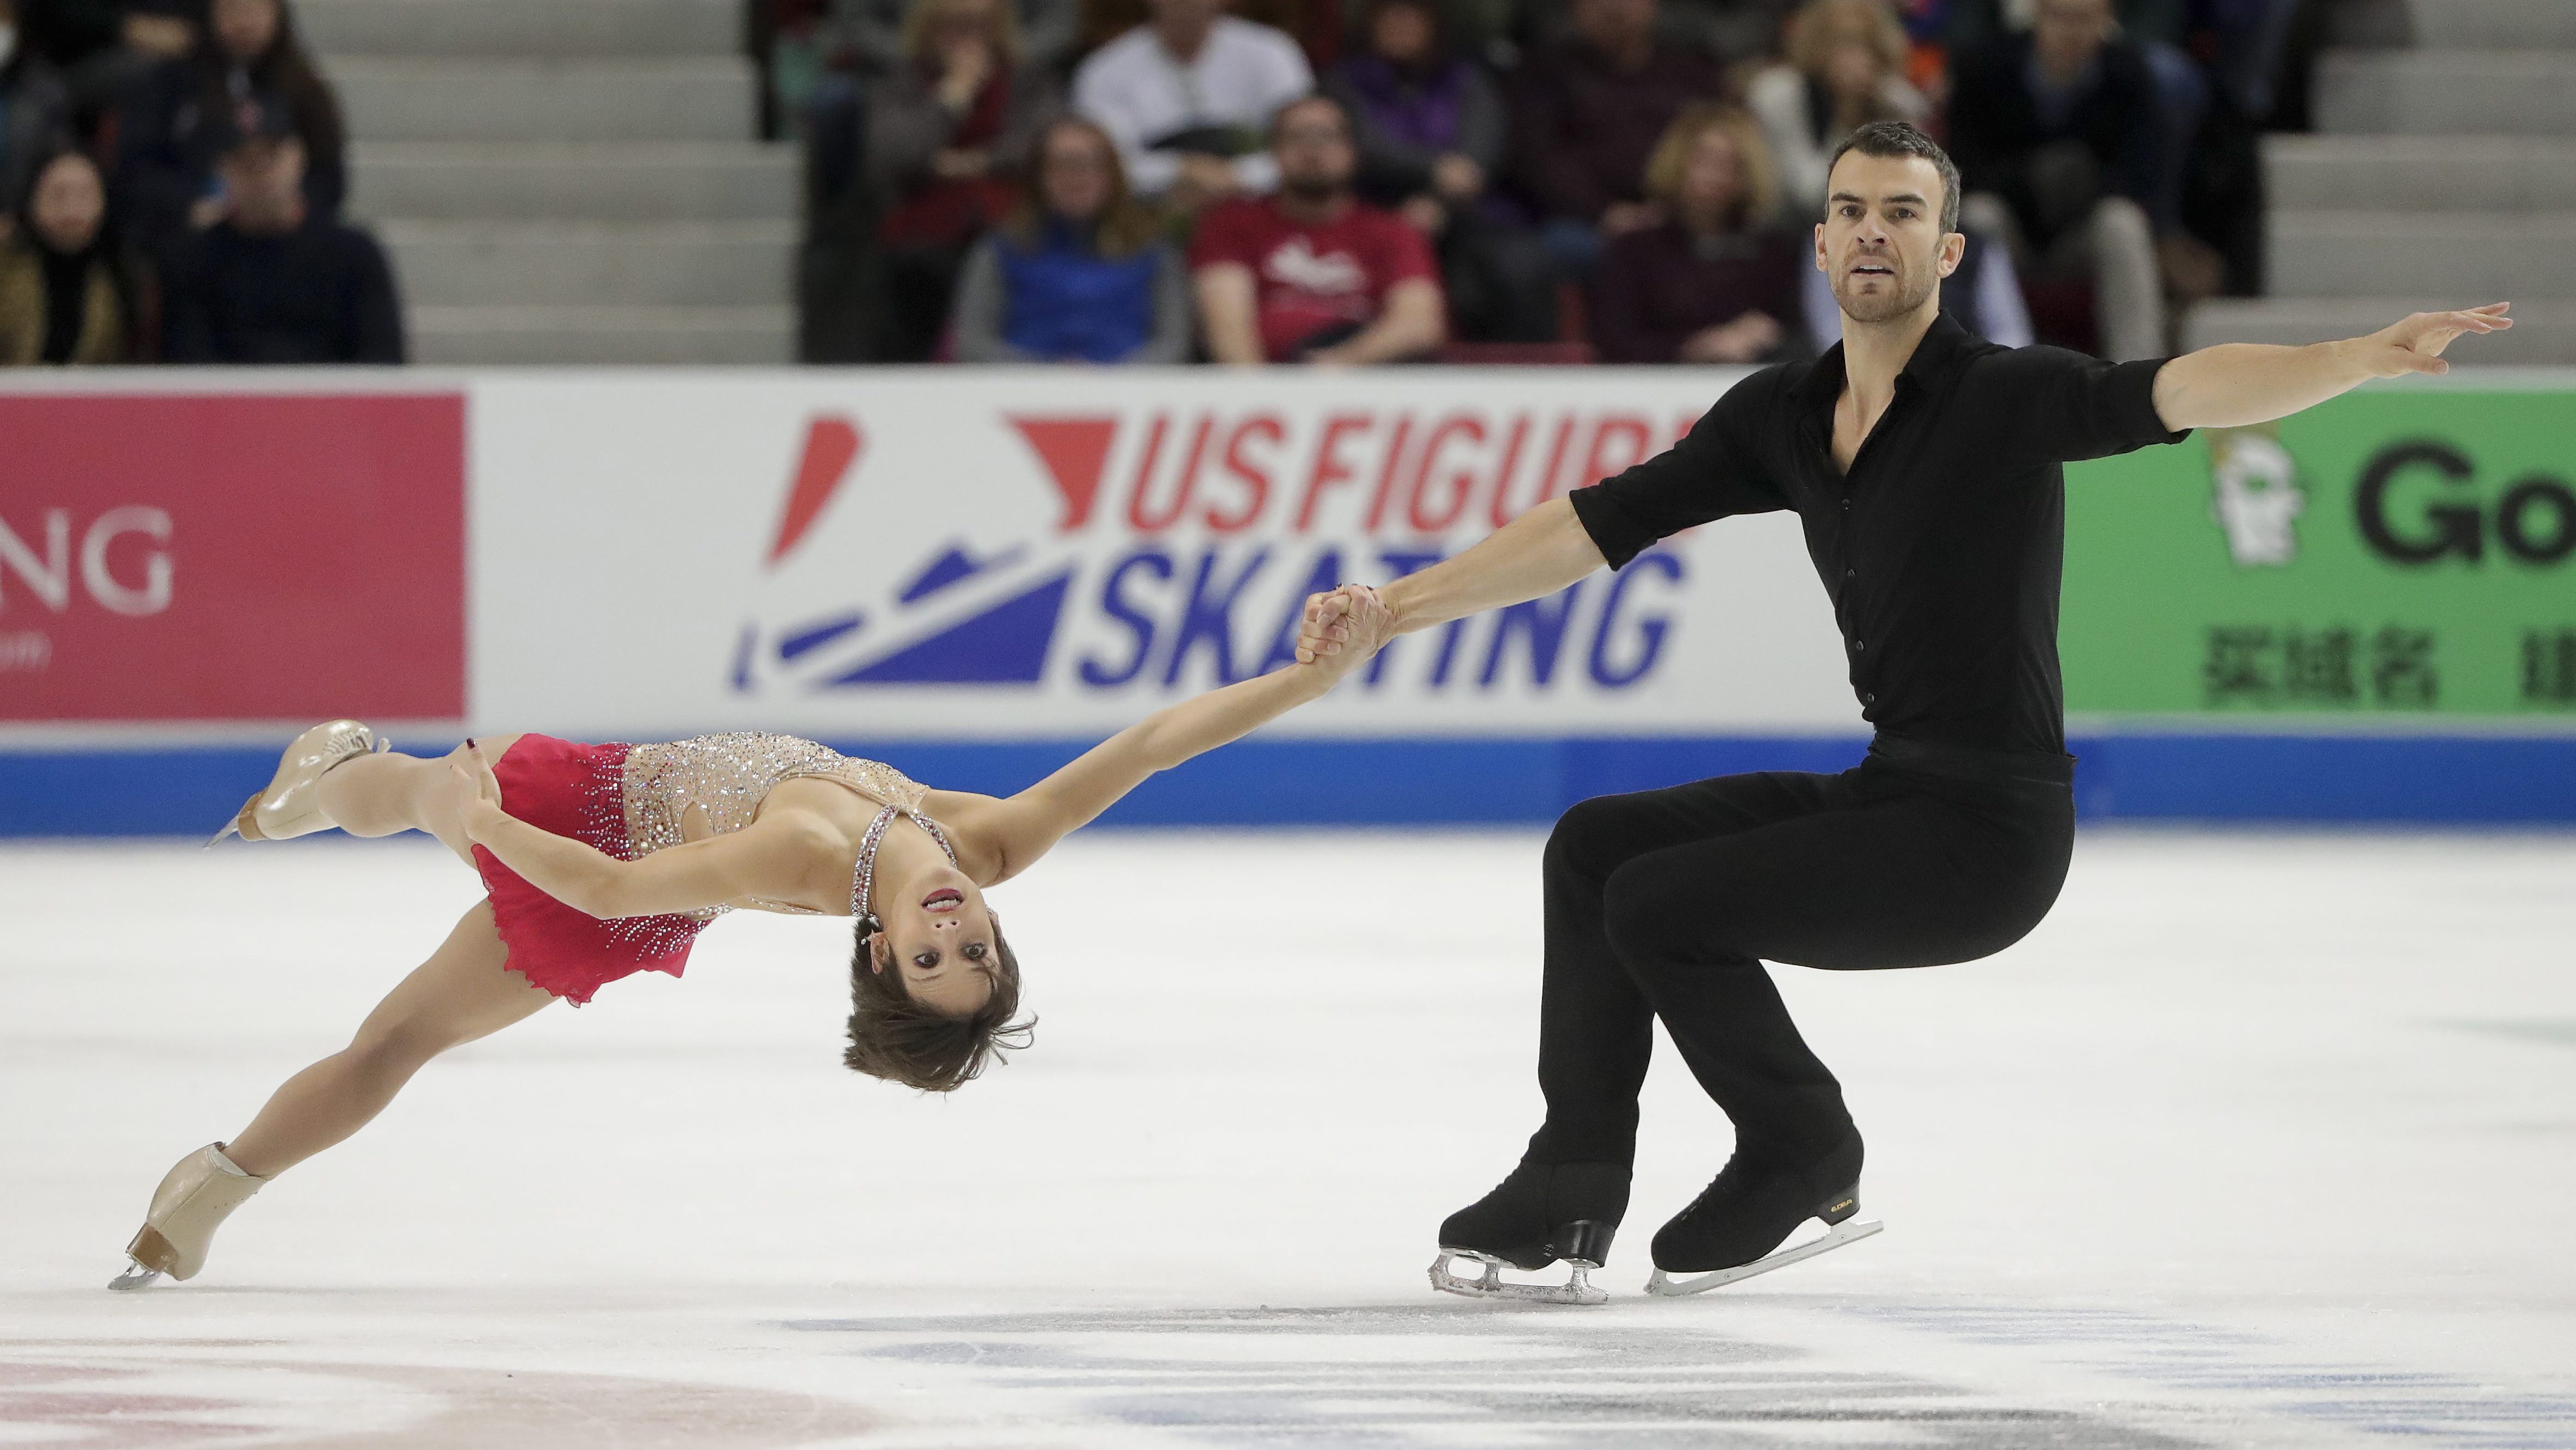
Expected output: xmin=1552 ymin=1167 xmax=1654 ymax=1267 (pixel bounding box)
xmin=468 ymin=369 xmax=1865 ymax=739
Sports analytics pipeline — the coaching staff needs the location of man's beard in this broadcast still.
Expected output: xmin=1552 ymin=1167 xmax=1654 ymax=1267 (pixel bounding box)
xmin=1281 ymin=175 xmax=1345 ymax=206
xmin=1833 ymin=254 xmax=1938 ymax=325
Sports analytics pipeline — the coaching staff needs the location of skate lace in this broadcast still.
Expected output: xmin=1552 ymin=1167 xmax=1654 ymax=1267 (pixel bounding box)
xmin=1676 ymin=1153 xmax=1746 ymax=1220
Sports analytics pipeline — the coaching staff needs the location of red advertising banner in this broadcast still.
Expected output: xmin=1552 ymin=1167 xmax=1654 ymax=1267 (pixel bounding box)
xmin=0 ymin=393 xmax=465 ymax=721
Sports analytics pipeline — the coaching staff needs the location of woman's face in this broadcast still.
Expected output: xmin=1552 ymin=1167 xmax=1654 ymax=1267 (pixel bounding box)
xmin=1823 ymin=29 xmax=1882 ymax=98
xmin=1369 ymin=3 xmax=1434 ymax=64
xmin=30 ymin=153 xmax=107 ymax=255
xmin=213 ymin=0 xmax=280 ymax=60
xmin=927 ymin=0 xmax=1000 ymax=52
xmin=1676 ymin=127 xmax=1747 ymax=222
xmin=872 ymin=871 xmax=1000 ymax=1019
xmin=1038 ymin=128 xmax=1113 ymax=222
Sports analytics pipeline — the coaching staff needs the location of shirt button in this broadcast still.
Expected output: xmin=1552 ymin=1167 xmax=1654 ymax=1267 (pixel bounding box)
xmin=1844 ymin=569 xmax=1856 ymax=580
xmin=1841 ymin=498 xmax=1851 ymax=510
xmin=1853 ymin=639 xmax=1865 ymax=652
xmin=1863 ymin=693 xmax=1878 ymax=705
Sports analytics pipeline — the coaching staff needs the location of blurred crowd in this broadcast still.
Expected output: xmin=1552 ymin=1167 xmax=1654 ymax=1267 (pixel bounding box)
xmin=786 ymin=0 xmax=2306 ymax=365
xmin=0 ymin=0 xmax=398 ymax=365
xmin=0 ymin=0 xmax=2309 ymax=369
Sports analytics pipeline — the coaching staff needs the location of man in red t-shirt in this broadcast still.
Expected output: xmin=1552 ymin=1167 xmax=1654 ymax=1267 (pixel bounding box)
xmin=1188 ymin=95 xmax=1447 ymax=365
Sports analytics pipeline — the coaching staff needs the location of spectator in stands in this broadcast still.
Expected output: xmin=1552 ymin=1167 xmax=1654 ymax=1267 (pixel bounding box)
xmin=1592 ymin=106 xmax=1802 ymax=365
xmin=866 ymin=0 xmax=1062 ymax=360
xmin=1324 ymin=0 xmax=1552 ymax=341
xmin=1662 ymin=0 xmax=1799 ymax=65
xmin=1190 ymin=94 xmax=1443 ymax=366
xmin=1748 ymin=0 xmax=1924 ymax=222
xmin=161 ymin=115 xmax=400 ymax=362
xmin=1072 ymin=0 xmax=1310 ymax=209
xmin=1945 ymin=0 xmax=2161 ymax=359
xmin=1 ymin=0 xmax=73 ymax=215
xmin=801 ymin=0 xmax=1075 ymax=212
xmin=116 ymin=0 xmax=344 ymax=258
xmin=1504 ymin=0 xmax=1725 ymax=277
xmin=21 ymin=0 xmax=196 ymax=131
xmin=823 ymin=0 xmax=1077 ymax=77
xmin=950 ymin=116 xmax=1188 ymax=363
xmin=0 ymin=146 xmax=141 ymax=361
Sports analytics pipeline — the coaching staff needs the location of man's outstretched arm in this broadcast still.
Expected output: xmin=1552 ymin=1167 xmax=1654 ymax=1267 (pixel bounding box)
xmin=1295 ymin=496 xmax=1605 ymax=662
xmin=2152 ymin=303 xmax=2512 ymax=432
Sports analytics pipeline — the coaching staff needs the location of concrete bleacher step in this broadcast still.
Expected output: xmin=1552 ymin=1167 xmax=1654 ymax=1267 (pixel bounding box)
xmin=408 ymin=304 xmax=794 ymax=365
xmin=379 ymin=219 xmax=795 ymax=306
xmin=2265 ymin=211 xmax=2574 ymax=298
xmin=330 ymin=58 xmax=756 ymax=144
xmin=2410 ymin=0 xmax=2576 ymax=49
xmin=2266 ymin=135 xmax=2576 ymax=213
xmin=348 ymin=142 xmax=795 ymax=223
xmin=2315 ymin=52 xmax=2576 ymax=135
xmin=300 ymin=0 xmax=737 ymax=58
xmin=2184 ymin=298 xmax=2576 ymax=362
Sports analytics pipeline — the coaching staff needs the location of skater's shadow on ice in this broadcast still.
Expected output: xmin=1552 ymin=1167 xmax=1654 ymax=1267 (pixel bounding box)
xmin=779 ymin=1305 xmax=2191 ymax=1449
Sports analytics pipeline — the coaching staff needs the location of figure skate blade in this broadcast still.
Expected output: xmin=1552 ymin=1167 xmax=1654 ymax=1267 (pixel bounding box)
xmin=1645 ymin=1217 xmax=1883 ymax=1296
xmin=1429 ymin=1250 xmax=1608 ymax=1306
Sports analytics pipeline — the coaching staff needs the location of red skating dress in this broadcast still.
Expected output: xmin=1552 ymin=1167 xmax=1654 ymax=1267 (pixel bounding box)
xmin=470 ymin=732 xmax=936 ymax=1004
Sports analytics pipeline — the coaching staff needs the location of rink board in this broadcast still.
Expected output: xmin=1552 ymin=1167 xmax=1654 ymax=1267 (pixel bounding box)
xmin=1 ymin=368 xmax=2569 ymax=832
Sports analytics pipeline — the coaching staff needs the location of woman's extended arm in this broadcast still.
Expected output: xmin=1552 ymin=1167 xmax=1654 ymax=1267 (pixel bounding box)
xmin=450 ymin=746 xmax=830 ymax=919
xmin=976 ymin=595 xmax=1394 ymax=881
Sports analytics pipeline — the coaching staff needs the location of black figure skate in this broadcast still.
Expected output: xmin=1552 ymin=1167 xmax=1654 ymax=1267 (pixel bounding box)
xmin=1429 ymin=1161 xmax=1629 ymax=1306
xmin=1645 ymin=1131 xmax=1881 ymax=1296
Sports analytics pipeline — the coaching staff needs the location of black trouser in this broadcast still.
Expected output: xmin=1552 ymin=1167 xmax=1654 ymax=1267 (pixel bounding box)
xmin=1525 ymin=739 xmax=2077 ymax=1170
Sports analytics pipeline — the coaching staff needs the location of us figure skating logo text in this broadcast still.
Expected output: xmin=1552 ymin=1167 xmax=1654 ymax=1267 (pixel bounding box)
xmin=729 ymin=405 xmax=1698 ymax=706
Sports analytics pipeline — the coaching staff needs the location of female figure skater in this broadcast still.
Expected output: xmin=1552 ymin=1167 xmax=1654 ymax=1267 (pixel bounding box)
xmin=112 ymin=591 xmax=1394 ymax=1290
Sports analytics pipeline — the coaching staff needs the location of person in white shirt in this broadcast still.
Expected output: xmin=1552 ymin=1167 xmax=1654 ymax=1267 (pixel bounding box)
xmin=1070 ymin=0 xmax=1311 ymax=206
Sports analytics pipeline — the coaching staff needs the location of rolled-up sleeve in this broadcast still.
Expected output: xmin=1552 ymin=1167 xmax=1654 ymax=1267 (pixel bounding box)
xmin=1567 ymin=373 xmax=1788 ymax=569
xmin=1990 ymin=348 xmax=2191 ymax=463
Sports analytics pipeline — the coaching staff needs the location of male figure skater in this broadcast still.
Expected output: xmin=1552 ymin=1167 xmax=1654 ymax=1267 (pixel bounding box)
xmin=1298 ymin=121 xmax=2510 ymax=1303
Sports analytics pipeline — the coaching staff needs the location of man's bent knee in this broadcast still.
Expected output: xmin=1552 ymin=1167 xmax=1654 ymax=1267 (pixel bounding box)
xmin=1545 ymin=794 xmax=1659 ymax=886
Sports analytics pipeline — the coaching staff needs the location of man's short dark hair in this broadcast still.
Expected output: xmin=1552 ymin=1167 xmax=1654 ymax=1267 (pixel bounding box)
xmin=1825 ymin=120 xmax=1960 ymax=235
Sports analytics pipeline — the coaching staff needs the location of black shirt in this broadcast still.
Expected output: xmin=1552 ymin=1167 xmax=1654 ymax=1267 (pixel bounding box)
xmin=163 ymin=215 xmax=405 ymax=365
xmin=1568 ymin=313 xmax=2186 ymax=757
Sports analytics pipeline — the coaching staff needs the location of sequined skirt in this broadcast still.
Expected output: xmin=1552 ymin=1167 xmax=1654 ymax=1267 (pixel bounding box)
xmin=471 ymin=734 xmax=705 ymax=1006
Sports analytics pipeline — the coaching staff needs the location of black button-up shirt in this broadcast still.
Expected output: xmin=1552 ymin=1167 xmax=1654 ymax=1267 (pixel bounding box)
xmin=1569 ymin=314 xmax=2187 ymax=756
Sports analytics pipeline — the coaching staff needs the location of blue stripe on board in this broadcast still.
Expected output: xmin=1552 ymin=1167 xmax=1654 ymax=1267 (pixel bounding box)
xmin=4 ymin=733 xmax=2573 ymax=836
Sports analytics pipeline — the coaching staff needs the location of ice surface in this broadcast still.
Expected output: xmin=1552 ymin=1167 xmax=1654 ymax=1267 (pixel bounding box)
xmin=3 ymin=829 xmax=2573 ymax=1448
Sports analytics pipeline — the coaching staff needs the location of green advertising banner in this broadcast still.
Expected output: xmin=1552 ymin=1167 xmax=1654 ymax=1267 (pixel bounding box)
xmin=2063 ymin=386 xmax=2576 ymax=721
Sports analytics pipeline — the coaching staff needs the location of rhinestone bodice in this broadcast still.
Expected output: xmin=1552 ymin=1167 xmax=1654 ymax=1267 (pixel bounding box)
xmin=615 ymin=732 xmax=934 ymax=920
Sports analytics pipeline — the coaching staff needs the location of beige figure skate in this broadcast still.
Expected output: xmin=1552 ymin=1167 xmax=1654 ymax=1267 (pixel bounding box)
xmin=109 ymin=1144 xmax=269 ymax=1290
xmin=208 ymin=719 xmax=389 ymax=845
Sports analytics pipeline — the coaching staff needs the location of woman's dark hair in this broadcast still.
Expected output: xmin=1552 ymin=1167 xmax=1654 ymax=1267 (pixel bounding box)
xmin=16 ymin=144 xmax=152 ymax=359
xmin=1003 ymin=116 xmax=1159 ymax=261
xmin=843 ymin=916 xmax=1035 ymax=1092
xmin=196 ymin=0 xmax=346 ymax=168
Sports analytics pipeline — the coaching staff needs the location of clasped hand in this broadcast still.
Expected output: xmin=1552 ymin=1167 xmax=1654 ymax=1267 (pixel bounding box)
xmin=1293 ymin=584 xmax=1395 ymax=672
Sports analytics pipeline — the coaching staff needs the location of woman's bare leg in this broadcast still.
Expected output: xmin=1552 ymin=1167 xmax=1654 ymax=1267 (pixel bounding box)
xmin=315 ymin=733 xmax=524 ymax=862
xmin=222 ymin=898 xmax=550 ymax=1178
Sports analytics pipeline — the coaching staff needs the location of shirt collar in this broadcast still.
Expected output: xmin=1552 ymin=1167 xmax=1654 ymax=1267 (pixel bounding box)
xmin=1789 ymin=309 xmax=1973 ymax=411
